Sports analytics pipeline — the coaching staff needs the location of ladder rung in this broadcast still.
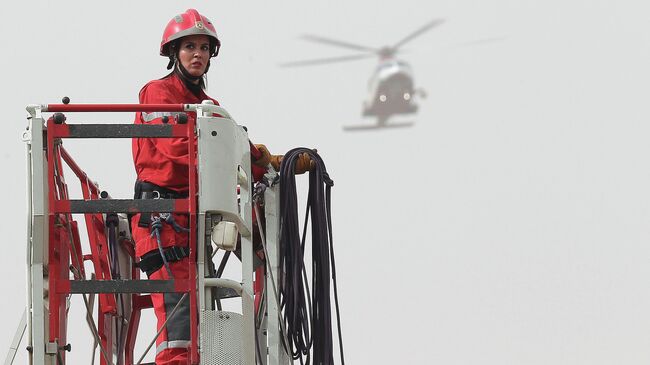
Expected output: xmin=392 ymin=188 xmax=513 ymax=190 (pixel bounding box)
xmin=52 ymin=199 xmax=189 ymax=213
xmin=51 ymin=124 xmax=188 ymax=138
xmin=66 ymin=279 xmax=187 ymax=294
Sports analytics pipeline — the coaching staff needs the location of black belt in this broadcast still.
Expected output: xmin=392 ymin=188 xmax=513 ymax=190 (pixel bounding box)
xmin=134 ymin=180 xmax=188 ymax=227
xmin=134 ymin=180 xmax=188 ymax=199
xmin=137 ymin=246 xmax=190 ymax=277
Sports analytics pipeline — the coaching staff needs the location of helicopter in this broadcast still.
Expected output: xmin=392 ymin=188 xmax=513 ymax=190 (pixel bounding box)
xmin=282 ymin=19 xmax=445 ymax=130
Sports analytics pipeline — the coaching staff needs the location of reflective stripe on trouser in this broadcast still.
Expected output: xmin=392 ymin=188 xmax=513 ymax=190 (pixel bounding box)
xmin=149 ymin=257 xmax=191 ymax=365
xmin=156 ymin=340 xmax=192 ymax=355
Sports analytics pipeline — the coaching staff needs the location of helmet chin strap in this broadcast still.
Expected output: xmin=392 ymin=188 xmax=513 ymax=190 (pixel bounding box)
xmin=172 ymin=59 xmax=210 ymax=83
xmin=176 ymin=62 xmax=203 ymax=82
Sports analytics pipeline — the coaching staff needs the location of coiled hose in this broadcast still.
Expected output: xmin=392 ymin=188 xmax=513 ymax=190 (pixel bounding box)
xmin=278 ymin=148 xmax=345 ymax=365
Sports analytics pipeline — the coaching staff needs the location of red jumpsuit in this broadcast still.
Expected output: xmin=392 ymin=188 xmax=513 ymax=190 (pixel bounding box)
xmin=132 ymin=73 xmax=263 ymax=364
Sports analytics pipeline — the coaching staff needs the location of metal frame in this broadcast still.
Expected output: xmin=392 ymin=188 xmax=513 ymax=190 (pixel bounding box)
xmin=16 ymin=102 xmax=291 ymax=365
xmin=263 ymin=186 xmax=291 ymax=365
xmin=195 ymin=102 xmax=256 ymax=365
xmin=25 ymin=106 xmax=48 ymax=365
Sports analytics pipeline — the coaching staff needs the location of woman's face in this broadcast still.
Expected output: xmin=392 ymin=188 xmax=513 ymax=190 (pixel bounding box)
xmin=178 ymin=35 xmax=211 ymax=78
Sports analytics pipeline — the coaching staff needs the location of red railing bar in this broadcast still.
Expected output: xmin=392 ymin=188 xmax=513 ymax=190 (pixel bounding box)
xmin=45 ymin=104 xmax=186 ymax=113
xmin=59 ymin=146 xmax=101 ymax=195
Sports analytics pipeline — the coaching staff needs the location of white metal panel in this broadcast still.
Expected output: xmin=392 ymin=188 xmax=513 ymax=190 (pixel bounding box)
xmin=196 ymin=110 xmax=255 ymax=365
xmin=264 ymin=186 xmax=291 ymax=365
xmin=26 ymin=113 xmax=52 ymax=365
xmin=200 ymin=311 xmax=243 ymax=365
xmin=196 ymin=116 xmax=252 ymax=237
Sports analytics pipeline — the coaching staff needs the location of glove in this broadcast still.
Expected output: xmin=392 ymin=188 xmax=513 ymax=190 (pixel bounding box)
xmin=294 ymin=152 xmax=315 ymax=174
xmin=254 ymin=144 xmax=315 ymax=174
xmin=252 ymin=144 xmax=272 ymax=167
xmin=270 ymin=152 xmax=314 ymax=174
xmin=253 ymin=144 xmax=284 ymax=171
xmin=269 ymin=154 xmax=283 ymax=171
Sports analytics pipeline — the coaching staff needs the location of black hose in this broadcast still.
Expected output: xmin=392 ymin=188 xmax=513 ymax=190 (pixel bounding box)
xmin=278 ymin=148 xmax=345 ymax=365
xmin=106 ymin=213 xmax=126 ymax=364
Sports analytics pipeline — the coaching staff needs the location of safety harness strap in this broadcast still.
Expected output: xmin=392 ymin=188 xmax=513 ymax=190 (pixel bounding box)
xmin=137 ymin=246 xmax=190 ymax=277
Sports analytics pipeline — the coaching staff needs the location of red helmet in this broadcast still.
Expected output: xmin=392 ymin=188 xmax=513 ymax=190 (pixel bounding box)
xmin=160 ymin=9 xmax=221 ymax=57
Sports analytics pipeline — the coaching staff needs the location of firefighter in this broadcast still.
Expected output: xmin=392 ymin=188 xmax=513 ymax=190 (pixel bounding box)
xmin=131 ymin=9 xmax=310 ymax=364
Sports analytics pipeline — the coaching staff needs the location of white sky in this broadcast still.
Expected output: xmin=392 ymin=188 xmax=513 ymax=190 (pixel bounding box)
xmin=2 ymin=0 xmax=650 ymax=364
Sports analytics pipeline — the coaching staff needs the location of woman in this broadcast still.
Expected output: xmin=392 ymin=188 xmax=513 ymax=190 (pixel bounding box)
xmin=131 ymin=9 xmax=224 ymax=365
xmin=131 ymin=9 xmax=311 ymax=364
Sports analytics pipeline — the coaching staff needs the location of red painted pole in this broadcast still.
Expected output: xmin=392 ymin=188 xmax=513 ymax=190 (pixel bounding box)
xmin=188 ymin=114 xmax=199 ymax=364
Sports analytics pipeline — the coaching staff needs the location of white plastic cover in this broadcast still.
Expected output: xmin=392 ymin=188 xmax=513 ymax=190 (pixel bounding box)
xmin=211 ymin=221 xmax=238 ymax=251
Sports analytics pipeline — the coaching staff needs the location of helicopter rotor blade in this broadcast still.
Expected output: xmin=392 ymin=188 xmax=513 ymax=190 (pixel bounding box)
xmin=279 ymin=54 xmax=375 ymax=67
xmin=392 ymin=18 xmax=445 ymax=50
xmin=301 ymin=34 xmax=379 ymax=53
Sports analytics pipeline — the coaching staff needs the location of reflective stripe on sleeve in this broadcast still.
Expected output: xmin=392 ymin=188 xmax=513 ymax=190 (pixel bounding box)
xmin=142 ymin=111 xmax=180 ymax=122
